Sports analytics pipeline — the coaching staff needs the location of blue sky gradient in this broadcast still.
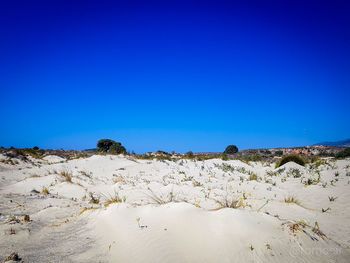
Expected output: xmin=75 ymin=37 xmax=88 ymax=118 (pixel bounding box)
xmin=1 ymin=0 xmax=349 ymax=153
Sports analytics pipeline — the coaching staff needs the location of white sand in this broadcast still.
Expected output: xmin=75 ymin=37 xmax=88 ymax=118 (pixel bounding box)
xmin=1 ymin=154 xmax=350 ymax=262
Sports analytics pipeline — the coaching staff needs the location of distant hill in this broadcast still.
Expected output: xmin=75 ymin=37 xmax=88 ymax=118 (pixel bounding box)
xmin=83 ymin=148 xmax=97 ymax=153
xmin=313 ymin=138 xmax=350 ymax=147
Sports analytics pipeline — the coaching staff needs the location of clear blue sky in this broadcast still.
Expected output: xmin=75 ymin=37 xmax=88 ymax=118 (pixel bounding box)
xmin=0 ymin=0 xmax=349 ymax=153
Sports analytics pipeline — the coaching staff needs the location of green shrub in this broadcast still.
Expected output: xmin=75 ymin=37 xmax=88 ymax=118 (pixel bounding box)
xmin=276 ymin=155 xmax=305 ymax=168
xmin=16 ymin=148 xmax=44 ymax=159
xmin=275 ymin=150 xmax=283 ymax=156
xmin=336 ymin=148 xmax=350 ymax=159
xmin=185 ymin=151 xmax=194 ymax=158
xmin=109 ymin=143 xmax=126 ymax=154
xmin=97 ymin=139 xmax=117 ymax=152
xmin=156 ymin=150 xmax=169 ymax=155
xmin=221 ymin=153 xmax=229 ymax=161
xmin=239 ymin=154 xmax=262 ymax=162
xmin=97 ymin=139 xmax=126 ymax=154
xmin=224 ymin=145 xmax=238 ymax=154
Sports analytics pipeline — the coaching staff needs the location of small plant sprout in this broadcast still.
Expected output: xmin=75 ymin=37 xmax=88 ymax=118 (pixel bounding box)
xmin=334 ymin=171 xmax=339 ymax=177
xmin=23 ymin=215 xmax=30 ymax=222
xmin=322 ymin=207 xmax=331 ymax=213
xmin=249 ymin=244 xmax=254 ymax=251
xmin=248 ymin=173 xmax=258 ymax=181
xmin=89 ymin=192 xmax=99 ymax=204
xmin=41 ymin=186 xmax=49 ymax=195
xmin=136 ymin=217 xmax=141 ymax=228
xmin=328 ymin=196 xmax=337 ymax=202
xmin=265 ymin=243 xmax=271 ymax=250
xmin=9 ymin=228 xmax=16 ymax=235
xmin=287 ymin=168 xmax=302 ymax=178
xmin=312 ymin=221 xmax=326 ymax=239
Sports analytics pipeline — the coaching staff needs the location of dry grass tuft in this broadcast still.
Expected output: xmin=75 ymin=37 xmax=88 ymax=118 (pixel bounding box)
xmin=214 ymin=194 xmax=246 ymax=210
xmin=103 ymin=191 xmax=125 ymax=207
xmin=113 ymin=175 xmax=125 ymax=184
xmin=79 ymin=207 xmax=99 ymax=216
xmin=145 ymin=188 xmax=181 ymax=205
xmin=60 ymin=170 xmax=72 ymax=183
xmin=248 ymin=173 xmax=258 ymax=181
xmin=23 ymin=214 xmax=30 ymax=222
xmin=284 ymin=196 xmax=301 ymax=205
xmin=41 ymin=186 xmax=49 ymax=195
xmin=28 ymin=173 xmax=41 ymax=178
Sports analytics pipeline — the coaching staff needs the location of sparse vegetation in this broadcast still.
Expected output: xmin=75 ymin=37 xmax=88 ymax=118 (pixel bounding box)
xmin=23 ymin=214 xmax=30 ymax=222
xmin=89 ymin=192 xmax=100 ymax=204
xmin=79 ymin=170 xmax=92 ymax=178
xmin=248 ymin=173 xmax=258 ymax=181
xmin=336 ymin=148 xmax=350 ymax=159
xmin=185 ymin=151 xmax=194 ymax=158
xmin=6 ymin=252 xmax=21 ymax=262
xmin=287 ymin=168 xmax=302 ymax=178
xmin=221 ymin=153 xmax=229 ymax=161
xmin=216 ymin=197 xmax=242 ymax=209
xmin=103 ymin=191 xmax=125 ymax=207
xmin=276 ymin=155 xmax=305 ymax=168
xmin=145 ymin=189 xmax=182 ymax=205
xmin=60 ymin=170 xmax=72 ymax=183
xmin=328 ymin=196 xmax=337 ymax=202
xmin=284 ymin=196 xmax=301 ymax=205
xmin=275 ymin=150 xmax=283 ymax=156
xmin=41 ymin=186 xmax=49 ymax=195
xmin=304 ymin=178 xmax=317 ymax=185
xmin=0 ymin=158 xmax=19 ymax=165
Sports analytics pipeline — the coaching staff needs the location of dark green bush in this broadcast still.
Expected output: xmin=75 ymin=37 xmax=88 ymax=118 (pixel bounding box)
xmin=33 ymin=146 xmax=39 ymax=150
xmin=109 ymin=143 xmax=126 ymax=154
xmin=97 ymin=139 xmax=126 ymax=154
xmin=185 ymin=151 xmax=194 ymax=158
xmin=276 ymin=155 xmax=306 ymax=168
xmin=156 ymin=150 xmax=169 ymax=155
xmin=336 ymin=148 xmax=350 ymax=159
xmin=97 ymin=139 xmax=117 ymax=152
xmin=224 ymin=145 xmax=238 ymax=154
xmin=275 ymin=150 xmax=283 ymax=156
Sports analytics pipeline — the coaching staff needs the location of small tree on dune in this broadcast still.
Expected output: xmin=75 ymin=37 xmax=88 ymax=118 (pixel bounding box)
xmin=97 ymin=139 xmax=116 ymax=152
xmin=224 ymin=145 xmax=238 ymax=154
xmin=109 ymin=143 xmax=126 ymax=154
xmin=97 ymin=139 xmax=126 ymax=154
xmin=186 ymin=151 xmax=194 ymax=158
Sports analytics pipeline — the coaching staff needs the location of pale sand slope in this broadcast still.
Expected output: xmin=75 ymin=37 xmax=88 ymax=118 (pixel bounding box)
xmin=0 ymin=154 xmax=350 ymax=262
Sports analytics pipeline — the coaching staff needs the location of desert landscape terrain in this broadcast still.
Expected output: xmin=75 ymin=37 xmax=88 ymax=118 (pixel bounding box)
xmin=1 ymin=150 xmax=350 ymax=262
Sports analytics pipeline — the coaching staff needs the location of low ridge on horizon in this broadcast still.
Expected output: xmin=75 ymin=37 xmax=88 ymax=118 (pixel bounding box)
xmin=313 ymin=138 xmax=350 ymax=147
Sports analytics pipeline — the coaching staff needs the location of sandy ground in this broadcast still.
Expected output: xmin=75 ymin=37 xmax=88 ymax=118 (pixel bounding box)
xmin=0 ymin=154 xmax=350 ymax=262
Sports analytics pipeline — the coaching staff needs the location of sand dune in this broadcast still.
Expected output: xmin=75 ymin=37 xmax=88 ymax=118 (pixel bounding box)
xmin=0 ymin=154 xmax=349 ymax=262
